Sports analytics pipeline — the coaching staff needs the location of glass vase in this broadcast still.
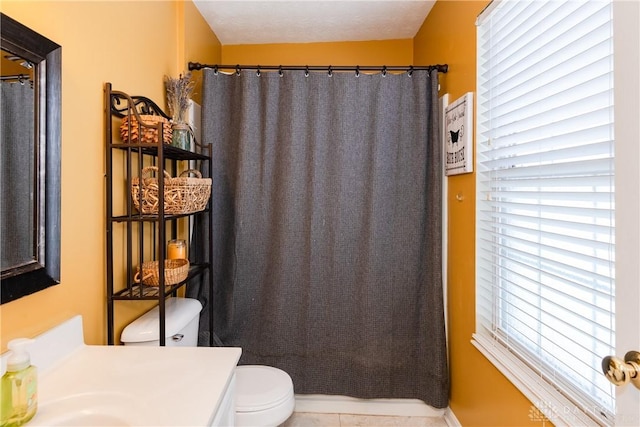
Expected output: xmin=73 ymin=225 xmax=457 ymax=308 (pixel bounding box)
xmin=171 ymin=124 xmax=190 ymax=151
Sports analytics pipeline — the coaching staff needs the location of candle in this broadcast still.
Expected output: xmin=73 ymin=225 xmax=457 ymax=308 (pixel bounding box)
xmin=167 ymin=239 xmax=186 ymax=259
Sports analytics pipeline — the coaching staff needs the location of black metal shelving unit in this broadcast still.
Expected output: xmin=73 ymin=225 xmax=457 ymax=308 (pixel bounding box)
xmin=105 ymin=83 xmax=213 ymax=346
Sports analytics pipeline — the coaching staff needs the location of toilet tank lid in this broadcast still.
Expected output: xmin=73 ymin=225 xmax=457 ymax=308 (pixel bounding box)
xmin=121 ymin=297 xmax=202 ymax=343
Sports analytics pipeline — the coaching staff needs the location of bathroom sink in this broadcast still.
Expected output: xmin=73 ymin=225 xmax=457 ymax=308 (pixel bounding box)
xmin=1 ymin=316 xmax=241 ymax=426
xmin=28 ymin=391 xmax=141 ymax=426
xmin=31 ymin=412 xmax=129 ymax=427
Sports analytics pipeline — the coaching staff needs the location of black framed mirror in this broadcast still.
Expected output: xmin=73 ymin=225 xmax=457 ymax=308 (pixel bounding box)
xmin=1 ymin=13 xmax=61 ymax=304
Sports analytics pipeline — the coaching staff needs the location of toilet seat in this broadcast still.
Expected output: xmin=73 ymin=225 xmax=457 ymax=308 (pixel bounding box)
xmin=235 ymin=365 xmax=295 ymax=426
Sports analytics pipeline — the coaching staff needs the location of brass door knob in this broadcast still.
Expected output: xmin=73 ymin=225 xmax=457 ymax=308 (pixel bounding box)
xmin=602 ymin=350 xmax=640 ymax=389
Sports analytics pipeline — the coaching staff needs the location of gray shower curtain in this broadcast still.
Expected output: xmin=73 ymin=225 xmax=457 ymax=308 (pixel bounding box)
xmin=192 ymin=68 xmax=448 ymax=407
xmin=0 ymin=82 xmax=35 ymax=270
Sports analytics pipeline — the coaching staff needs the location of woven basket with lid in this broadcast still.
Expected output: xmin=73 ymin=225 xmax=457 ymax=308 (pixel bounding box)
xmin=120 ymin=114 xmax=172 ymax=144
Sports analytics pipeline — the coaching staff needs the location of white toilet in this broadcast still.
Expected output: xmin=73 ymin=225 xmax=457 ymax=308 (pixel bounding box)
xmin=234 ymin=365 xmax=295 ymax=426
xmin=121 ymin=297 xmax=295 ymax=426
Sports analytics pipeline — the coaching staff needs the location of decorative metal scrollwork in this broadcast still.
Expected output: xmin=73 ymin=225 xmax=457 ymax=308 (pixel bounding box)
xmin=110 ymin=91 xmax=170 ymax=119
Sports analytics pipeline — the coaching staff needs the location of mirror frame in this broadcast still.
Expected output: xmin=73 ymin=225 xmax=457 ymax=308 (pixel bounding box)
xmin=1 ymin=13 xmax=61 ymax=304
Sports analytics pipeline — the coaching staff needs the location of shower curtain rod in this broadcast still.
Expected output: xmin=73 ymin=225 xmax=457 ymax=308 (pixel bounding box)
xmin=188 ymin=62 xmax=448 ymax=75
xmin=0 ymin=73 xmax=31 ymax=82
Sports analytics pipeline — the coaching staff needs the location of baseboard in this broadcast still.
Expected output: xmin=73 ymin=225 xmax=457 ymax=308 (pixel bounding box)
xmin=444 ymin=408 xmax=461 ymax=426
xmin=294 ymin=394 xmax=446 ymax=417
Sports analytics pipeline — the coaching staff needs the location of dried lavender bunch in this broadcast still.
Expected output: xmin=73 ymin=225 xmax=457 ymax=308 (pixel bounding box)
xmin=164 ymin=73 xmax=195 ymax=124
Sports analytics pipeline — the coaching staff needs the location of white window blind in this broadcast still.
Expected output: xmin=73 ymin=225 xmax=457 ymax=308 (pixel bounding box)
xmin=474 ymin=1 xmax=615 ymax=426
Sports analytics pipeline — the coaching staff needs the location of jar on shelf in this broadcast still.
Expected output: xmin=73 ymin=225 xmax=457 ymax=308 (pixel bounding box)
xmin=171 ymin=123 xmax=190 ymax=151
xmin=167 ymin=239 xmax=187 ymax=259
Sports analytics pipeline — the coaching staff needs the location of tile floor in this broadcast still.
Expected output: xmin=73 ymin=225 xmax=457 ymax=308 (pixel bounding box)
xmin=282 ymin=412 xmax=448 ymax=427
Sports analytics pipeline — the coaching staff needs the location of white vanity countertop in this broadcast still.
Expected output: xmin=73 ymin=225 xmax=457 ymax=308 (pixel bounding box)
xmin=30 ymin=345 xmax=242 ymax=426
xmin=1 ymin=315 xmax=241 ymax=427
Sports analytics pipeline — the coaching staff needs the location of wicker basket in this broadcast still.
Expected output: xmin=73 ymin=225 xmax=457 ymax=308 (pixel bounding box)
xmin=134 ymin=258 xmax=190 ymax=286
xmin=120 ymin=114 xmax=172 ymax=144
xmin=131 ymin=166 xmax=212 ymax=215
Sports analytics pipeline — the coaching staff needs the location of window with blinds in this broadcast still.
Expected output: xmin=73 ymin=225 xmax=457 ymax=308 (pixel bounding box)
xmin=474 ymin=1 xmax=615 ymax=425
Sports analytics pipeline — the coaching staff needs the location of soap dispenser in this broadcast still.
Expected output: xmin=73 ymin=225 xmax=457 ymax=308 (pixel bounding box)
xmin=1 ymin=338 xmax=37 ymax=427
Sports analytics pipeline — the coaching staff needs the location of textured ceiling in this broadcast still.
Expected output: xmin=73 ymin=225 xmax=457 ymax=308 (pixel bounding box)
xmin=193 ymin=1 xmax=436 ymax=45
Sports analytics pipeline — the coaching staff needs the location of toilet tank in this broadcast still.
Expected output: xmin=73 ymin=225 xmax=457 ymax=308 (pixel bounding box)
xmin=121 ymin=297 xmax=202 ymax=347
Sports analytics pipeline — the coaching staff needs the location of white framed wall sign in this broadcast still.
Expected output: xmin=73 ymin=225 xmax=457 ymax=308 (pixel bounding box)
xmin=444 ymin=92 xmax=473 ymax=176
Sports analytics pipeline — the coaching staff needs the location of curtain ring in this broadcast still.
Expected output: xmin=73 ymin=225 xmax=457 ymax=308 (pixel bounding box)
xmin=279 ymin=65 xmax=284 ymax=77
xmin=355 ymin=66 xmax=360 ymax=77
xmin=305 ymin=65 xmax=309 ymax=77
xmin=328 ymin=65 xmax=332 ymax=77
xmin=382 ymin=65 xmax=387 ymax=77
xmin=408 ymin=66 xmax=414 ymax=77
xmin=236 ymin=64 xmax=241 ymax=76
xmin=213 ymin=65 xmax=218 ymax=75
xmin=256 ymin=65 xmax=261 ymax=77
xmin=18 ymin=74 xmax=25 ymax=85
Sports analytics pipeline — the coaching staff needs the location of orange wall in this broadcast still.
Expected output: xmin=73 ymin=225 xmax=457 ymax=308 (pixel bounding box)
xmin=1 ymin=1 xmax=540 ymax=423
xmin=181 ymin=0 xmax=222 ymax=105
xmin=0 ymin=0 xmax=220 ymax=350
xmin=222 ymin=39 xmax=413 ymax=66
xmin=414 ymin=2 xmax=542 ymax=426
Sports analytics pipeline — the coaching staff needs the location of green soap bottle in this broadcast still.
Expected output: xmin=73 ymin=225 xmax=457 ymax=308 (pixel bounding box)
xmin=1 ymin=338 xmax=37 ymax=427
